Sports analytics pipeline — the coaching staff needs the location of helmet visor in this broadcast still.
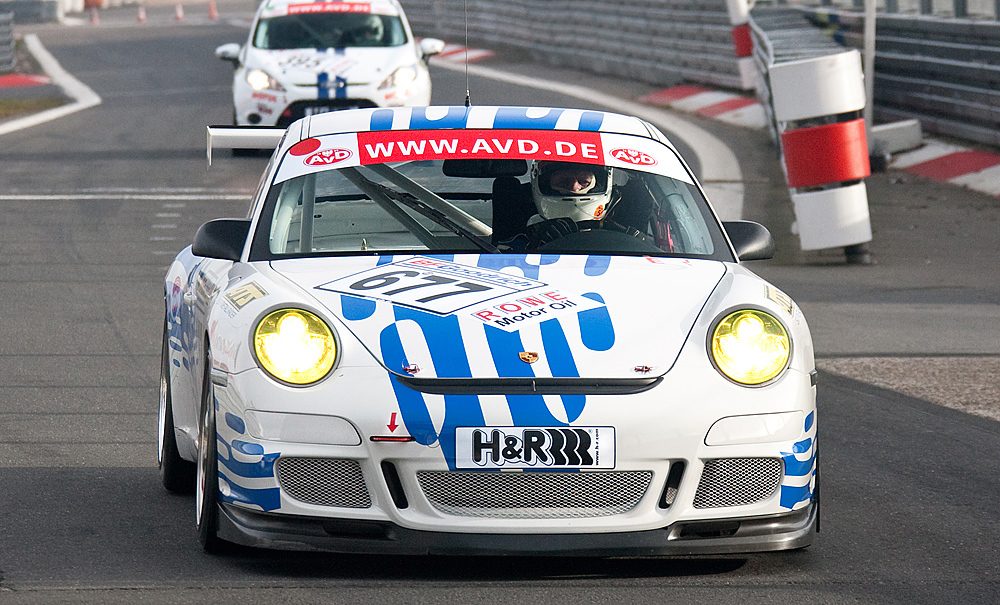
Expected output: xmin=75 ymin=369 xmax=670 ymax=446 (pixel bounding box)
xmin=537 ymin=162 xmax=608 ymax=197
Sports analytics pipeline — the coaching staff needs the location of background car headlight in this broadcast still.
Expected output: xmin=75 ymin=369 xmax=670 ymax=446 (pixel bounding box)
xmin=246 ymin=68 xmax=286 ymax=92
xmin=254 ymin=309 xmax=336 ymax=385
xmin=378 ymin=65 xmax=417 ymax=92
xmin=710 ymin=309 xmax=790 ymax=385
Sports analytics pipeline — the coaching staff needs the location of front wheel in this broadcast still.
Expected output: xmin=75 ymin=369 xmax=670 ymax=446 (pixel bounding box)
xmin=159 ymin=321 xmax=195 ymax=494
xmin=195 ymin=358 xmax=226 ymax=553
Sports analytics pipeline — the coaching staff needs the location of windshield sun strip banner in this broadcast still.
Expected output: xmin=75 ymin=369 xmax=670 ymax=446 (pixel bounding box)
xmin=261 ymin=1 xmax=398 ymax=18
xmin=273 ymin=130 xmax=694 ymax=184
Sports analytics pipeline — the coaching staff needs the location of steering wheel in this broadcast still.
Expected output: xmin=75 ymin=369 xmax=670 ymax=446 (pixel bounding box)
xmin=533 ymin=220 xmax=662 ymax=253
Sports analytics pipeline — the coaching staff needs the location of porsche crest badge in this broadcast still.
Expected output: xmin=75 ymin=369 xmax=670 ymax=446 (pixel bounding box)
xmin=518 ymin=352 xmax=539 ymax=364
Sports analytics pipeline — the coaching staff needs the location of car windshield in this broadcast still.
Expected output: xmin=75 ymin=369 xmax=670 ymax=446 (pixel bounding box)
xmin=250 ymin=157 xmax=731 ymax=261
xmin=253 ymin=13 xmax=407 ymax=49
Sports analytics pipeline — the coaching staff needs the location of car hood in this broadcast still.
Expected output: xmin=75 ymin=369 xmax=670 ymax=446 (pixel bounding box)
xmin=270 ymin=254 xmax=727 ymax=381
xmin=246 ymin=46 xmax=412 ymax=86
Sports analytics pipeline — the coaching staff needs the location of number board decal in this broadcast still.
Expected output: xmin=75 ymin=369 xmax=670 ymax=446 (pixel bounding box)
xmin=455 ymin=426 xmax=615 ymax=469
xmin=316 ymin=256 xmax=539 ymax=314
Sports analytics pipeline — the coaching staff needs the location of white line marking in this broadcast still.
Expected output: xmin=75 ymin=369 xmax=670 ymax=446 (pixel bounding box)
xmin=0 ymin=35 xmax=102 ymax=137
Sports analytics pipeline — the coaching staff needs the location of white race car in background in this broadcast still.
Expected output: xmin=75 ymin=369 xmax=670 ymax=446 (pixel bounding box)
xmin=215 ymin=0 xmax=444 ymax=127
xmin=159 ymin=105 xmax=819 ymax=555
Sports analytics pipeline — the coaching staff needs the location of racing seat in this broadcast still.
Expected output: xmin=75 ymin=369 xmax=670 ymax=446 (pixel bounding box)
xmin=490 ymin=177 xmax=537 ymax=245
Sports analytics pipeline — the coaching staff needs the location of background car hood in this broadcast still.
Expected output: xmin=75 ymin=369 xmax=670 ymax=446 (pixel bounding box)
xmin=270 ymin=255 xmax=726 ymax=381
xmin=246 ymin=47 xmax=411 ymax=86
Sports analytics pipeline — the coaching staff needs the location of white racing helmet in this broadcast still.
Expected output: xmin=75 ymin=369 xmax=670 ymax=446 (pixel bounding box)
xmin=531 ymin=161 xmax=614 ymax=221
xmin=355 ymin=14 xmax=384 ymax=43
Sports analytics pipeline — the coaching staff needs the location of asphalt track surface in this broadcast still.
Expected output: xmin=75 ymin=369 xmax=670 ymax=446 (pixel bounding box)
xmin=2 ymin=3 xmax=1000 ymax=603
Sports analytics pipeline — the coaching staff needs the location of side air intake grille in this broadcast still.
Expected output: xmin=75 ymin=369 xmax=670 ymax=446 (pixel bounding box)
xmin=417 ymin=470 xmax=652 ymax=519
xmin=693 ymin=458 xmax=782 ymax=509
xmin=276 ymin=457 xmax=371 ymax=508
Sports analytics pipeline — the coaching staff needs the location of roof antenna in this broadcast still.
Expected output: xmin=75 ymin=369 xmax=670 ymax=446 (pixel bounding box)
xmin=463 ymin=0 xmax=471 ymax=107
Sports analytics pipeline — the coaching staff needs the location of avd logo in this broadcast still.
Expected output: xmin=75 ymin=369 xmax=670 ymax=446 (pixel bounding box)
xmin=305 ymin=148 xmax=353 ymax=166
xmin=611 ymin=148 xmax=657 ymax=166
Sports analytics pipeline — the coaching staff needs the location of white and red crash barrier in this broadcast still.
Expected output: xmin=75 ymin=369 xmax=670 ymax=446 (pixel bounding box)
xmin=725 ymin=0 xmax=756 ymax=90
xmin=769 ymin=49 xmax=872 ymax=255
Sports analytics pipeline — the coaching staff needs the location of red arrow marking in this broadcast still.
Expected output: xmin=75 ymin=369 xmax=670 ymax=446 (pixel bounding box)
xmin=387 ymin=412 xmax=399 ymax=432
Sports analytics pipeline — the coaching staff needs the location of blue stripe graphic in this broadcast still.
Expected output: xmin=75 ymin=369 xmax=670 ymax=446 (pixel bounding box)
xmin=317 ymin=73 xmax=329 ymax=100
xmin=409 ymin=106 xmax=470 ymax=130
xmin=477 ymin=254 xmax=559 ymax=280
xmin=225 ymin=412 xmax=245 ymax=435
xmin=370 ymin=109 xmax=394 ymax=131
xmin=219 ymin=473 xmax=281 ymax=511
xmin=584 ymin=256 xmax=611 ymax=276
xmin=578 ymin=292 xmax=615 ymax=351
xmin=380 ymin=306 xmax=488 ymax=465
xmin=493 ymin=107 xmax=563 ymax=130
xmin=484 ymin=325 xmax=565 ymax=426
xmin=578 ymin=111 xmax=605 ymax=131
xmin=380 ymin=324 xmax=438 ymax=445
xmin=341 ymin=294 xmax=376 ymax=321
xmin=540 ymin=319 xmax=585 ymax=422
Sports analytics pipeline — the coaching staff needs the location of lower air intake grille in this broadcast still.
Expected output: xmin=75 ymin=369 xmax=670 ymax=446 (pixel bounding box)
xmin=276 ymin=458 xmax=371 ymax=508
xmin=693 ymin=458 xmax=782 ymax=509
xmin=416 ymin=470 xmax=652 ymax=519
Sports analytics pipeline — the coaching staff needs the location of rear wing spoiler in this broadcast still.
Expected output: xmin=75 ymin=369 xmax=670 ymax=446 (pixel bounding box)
xmin=206 ymin=126 xmax=285 ymax=166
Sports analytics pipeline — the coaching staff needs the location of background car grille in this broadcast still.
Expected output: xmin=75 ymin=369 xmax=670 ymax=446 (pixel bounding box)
xmin=693 ymin=458 xmax=782 ymax=509
xmin=276 ymin=458 xmax=372 ymax=508
xmin=416 ymin=470 xmax=653 ymax=519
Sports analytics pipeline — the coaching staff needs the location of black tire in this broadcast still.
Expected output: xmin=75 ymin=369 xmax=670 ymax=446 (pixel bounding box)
xmin=195 ymin=355 xmax=227 ymax=553
xmin=159 ymin=321 xmax=195 ymax=494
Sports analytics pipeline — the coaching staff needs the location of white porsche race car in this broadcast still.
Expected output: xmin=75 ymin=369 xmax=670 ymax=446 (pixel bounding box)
xmin=160 ymin=105 xmax=819 ymax=555
xmin=215 ymin=0 xmax=443 ymax=127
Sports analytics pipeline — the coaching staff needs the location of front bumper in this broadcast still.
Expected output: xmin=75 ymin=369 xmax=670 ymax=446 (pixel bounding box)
xmin=217 ymin=501 xmax=817 ymax=556
xmin=233 ymin=77 xmax=431 ymax=127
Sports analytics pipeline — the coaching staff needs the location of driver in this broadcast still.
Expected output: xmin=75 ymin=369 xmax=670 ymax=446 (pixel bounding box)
xmin=353 ymin=15 xmax=384 ymax=45
xmin=494 ymin=161 xmax=619 ymax=250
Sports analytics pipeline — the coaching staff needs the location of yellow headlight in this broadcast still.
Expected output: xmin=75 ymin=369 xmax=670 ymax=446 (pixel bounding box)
xmin=254 ymin=309 xmax=336 ymax=385
xmin=711 ymin=309 xmax=790 ymax=385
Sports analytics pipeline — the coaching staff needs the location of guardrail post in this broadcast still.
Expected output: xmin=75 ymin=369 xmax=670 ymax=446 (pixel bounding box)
xmin=725 ymin=0 xmax=756 ymax=90
xmin=954 ymin=0 xmax=968 ymax=17
xmin=920 ymin=0 xmax=933 ymax=14
xmin=769 ymin=50 xmax=873 ymax=263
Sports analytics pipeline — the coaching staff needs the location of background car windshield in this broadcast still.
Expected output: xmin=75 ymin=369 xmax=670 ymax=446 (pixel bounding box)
xmin=253 ymin=159 xmax=730 ymax=260
xmin=253 ymin=13 xmax=407 ymax=49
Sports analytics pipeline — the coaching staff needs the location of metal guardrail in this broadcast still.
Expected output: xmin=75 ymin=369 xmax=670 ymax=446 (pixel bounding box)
xmin=0 ymin=0 xmax=60 ymax=23
xmin=794 ymin=6 xmax=1000 ymax=147
xmin=775 ymin=0 xmax=999 ymax=20
xmin=403 ymin=0 xmax=745 ymax=89
xmin=0 ymin=12 xmax=14 ymax=73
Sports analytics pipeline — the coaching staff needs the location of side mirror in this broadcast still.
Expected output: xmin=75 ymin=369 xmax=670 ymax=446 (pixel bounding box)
xmin=192 ymin=219 xmax=251 ymax=261
xmin=723 ymin=220 xmax=775 ymax=261
xmin=215 ymin=43 xmax=242 ymax=67
xmin=419 ymin=38 xmax=446 ymax=60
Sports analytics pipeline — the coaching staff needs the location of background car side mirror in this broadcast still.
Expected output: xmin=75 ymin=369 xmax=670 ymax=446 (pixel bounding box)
xmin=215 ymin=43 xmax=242 ymax=68
xmin=419 ymin=38 xmax=446 ymax=60
xmin=192 ymin=219 xmax=251 ymax=261
xmin=723 ymin=220 xmax=775 ymax=261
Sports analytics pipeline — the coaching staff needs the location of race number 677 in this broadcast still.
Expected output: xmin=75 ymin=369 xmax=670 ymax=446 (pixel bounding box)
xmin=349 ymin=270 xmax=491 ymax=303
